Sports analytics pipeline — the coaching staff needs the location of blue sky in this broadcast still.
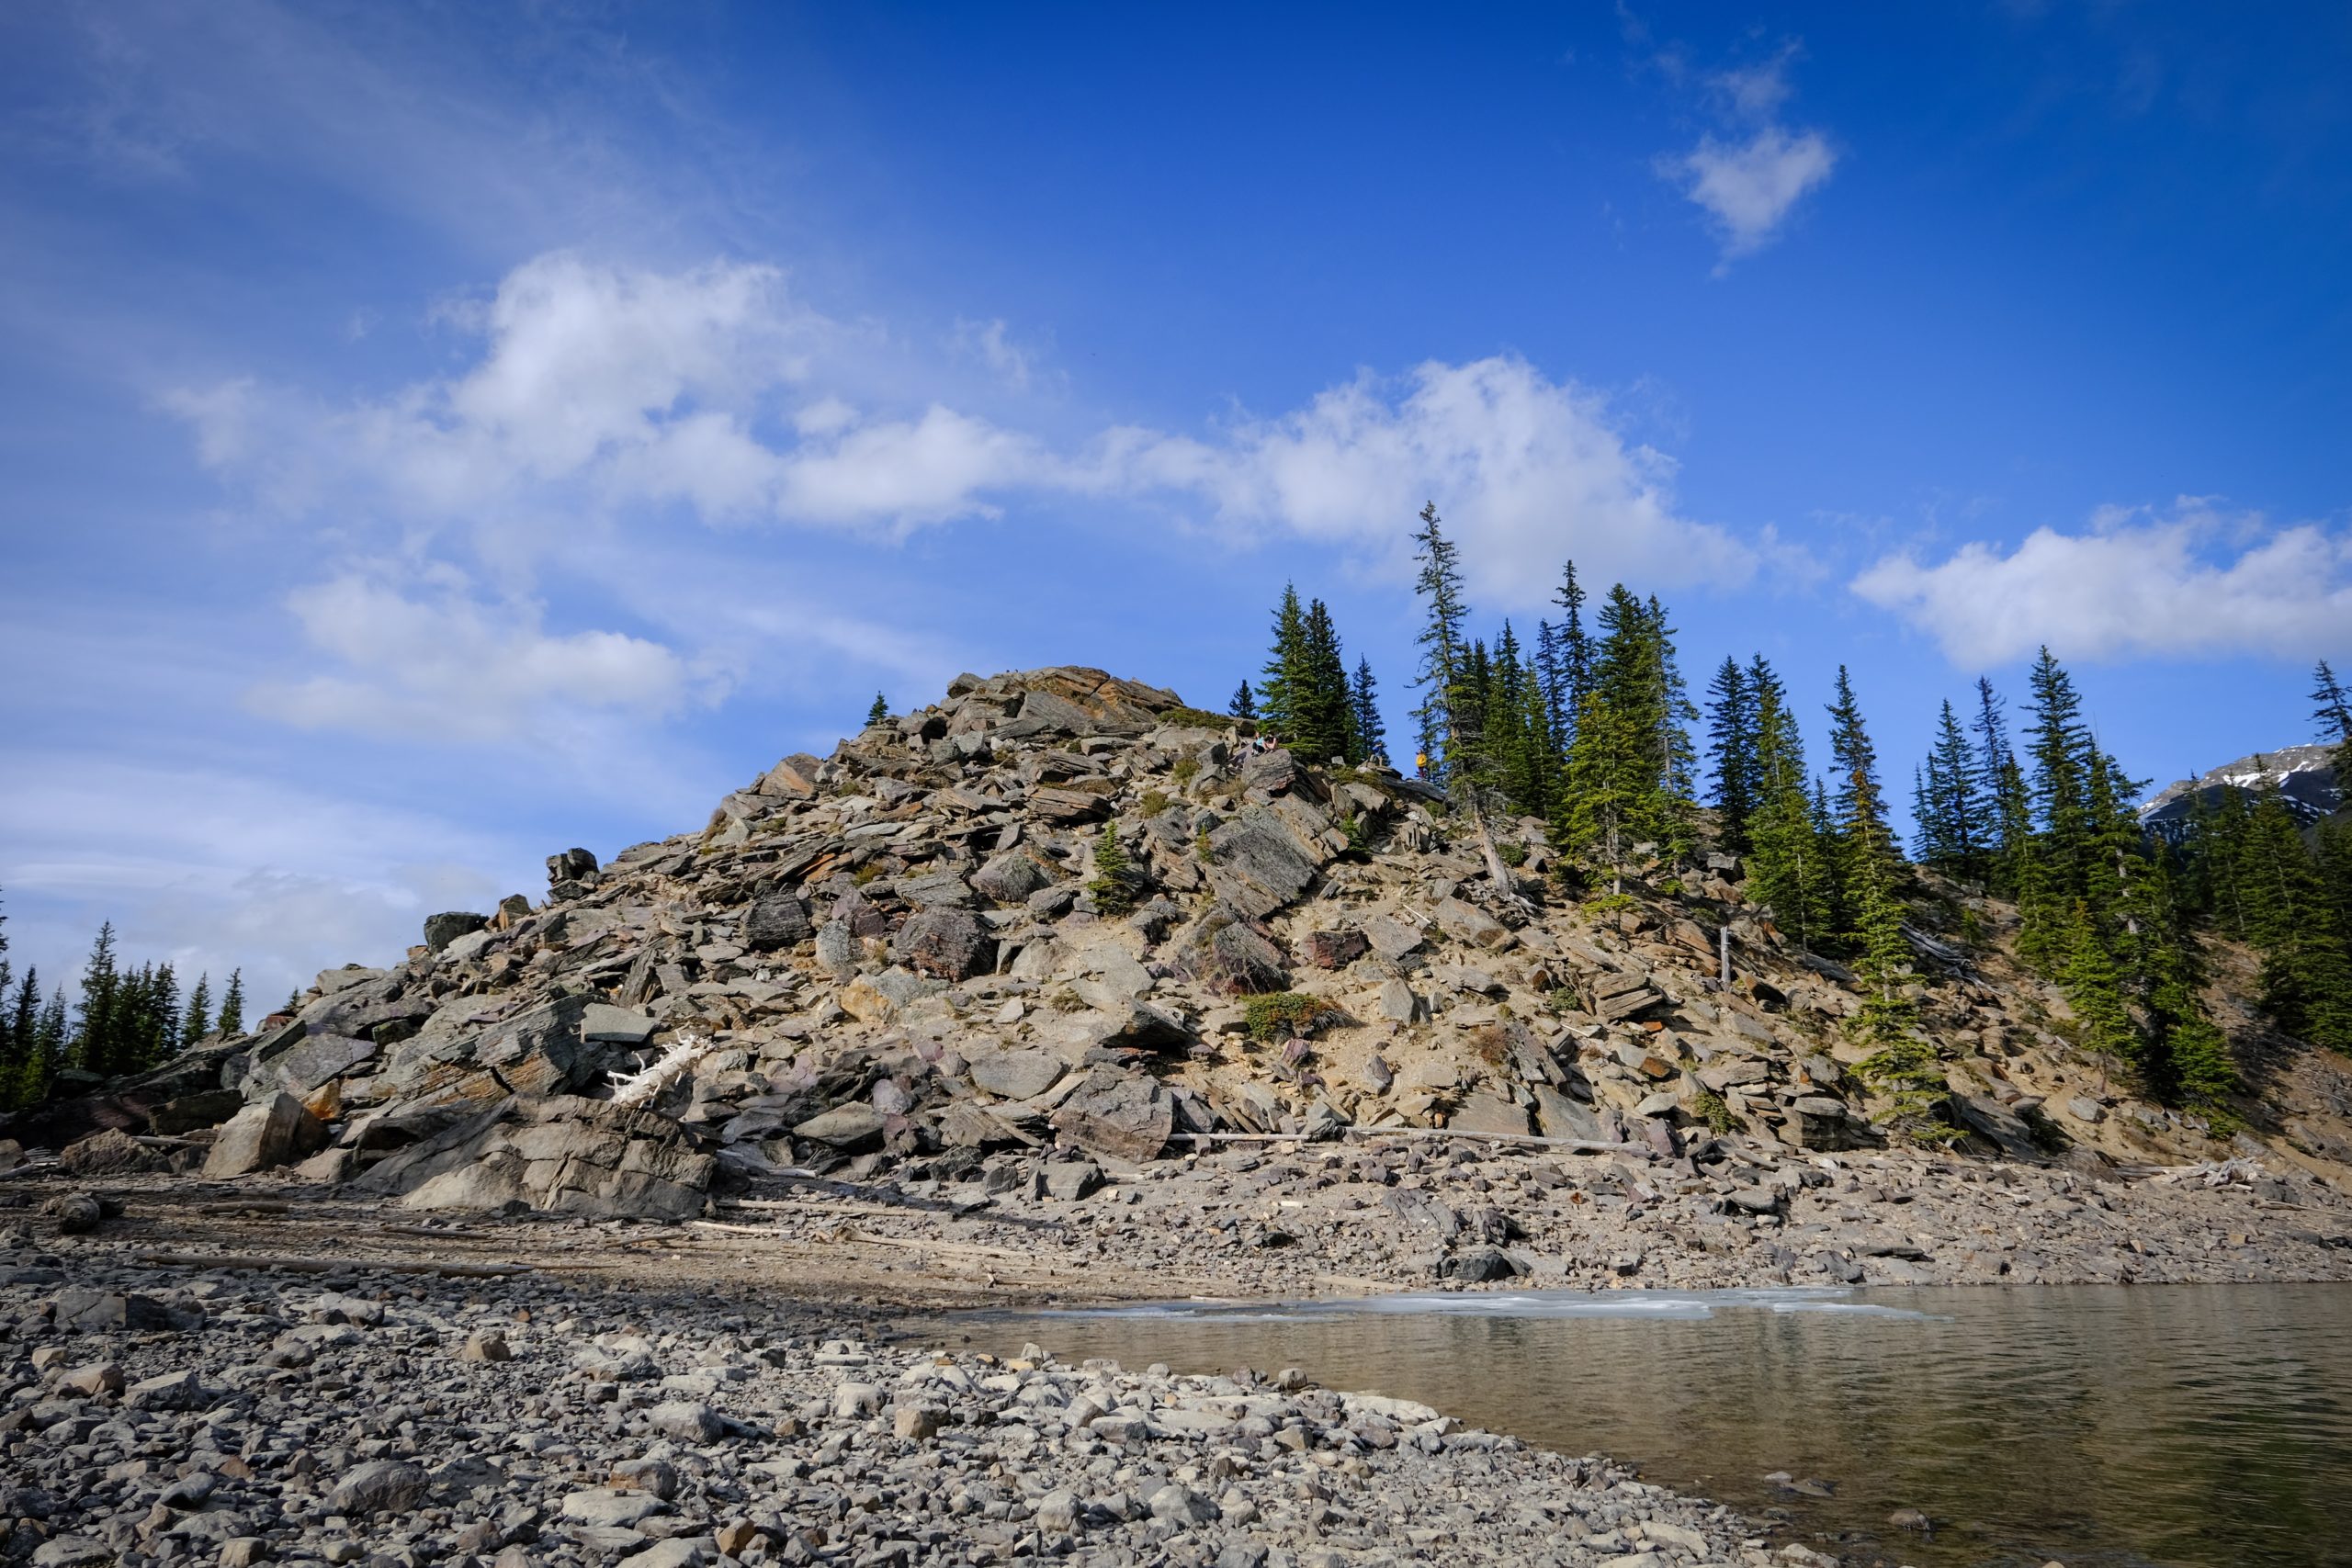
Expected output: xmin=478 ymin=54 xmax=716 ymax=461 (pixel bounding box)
xmin=2 ymin=1 xmax=2347 ymax=1008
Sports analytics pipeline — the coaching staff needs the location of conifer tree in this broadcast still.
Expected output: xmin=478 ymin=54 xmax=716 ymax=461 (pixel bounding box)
xmin=1972 ymin=677 xmax=2033 ymax=897
xmin=1553 ymin=559 xmax=1591 ymax=728
xmin=1703 ymin=657 xmax=1757 ymax=853
xmin=1560 ymin=586 xmax=1689 ymax=888
xmin=1824 ymin=666 xmax=1895 ymax=945
xmin=1409 ymin=504 xmax=1472 ymax=784
xmin=1348 ymin=658 xmax=1385 ymax=763
xmin=1227 ymin=682 xmax=1257 ymax=721
xmin=2121 ymin=847 xmax=2240 ymax=1112
xmin=1293 ymin=598 xmax=1355 ymax=763
xmin=1916 ymin=700 xmax=1987 ymax=880
xmin=1258 ymin=583 xmax=1309 ymax=739
xmin=73 ymin=921 xmax=121 ymax=1076
xmin=1533 ymin=621 xmax=1569 ymax=758
xmin=182 ymin=974 xmax=213 ymax=1049
xmin=1086 ymin=821 xmax=1138 ymax=916
xmin=29 ymin=986 xmax=68 ymax=1104
xmin=217 ymin=968 xmax=246 ymax=1038
xmin=865 ymin=693 xmax=889 ymax=727
xmin=2240 ymin=792 xmax=2352 ymax=1051
xmin=1747 ymin=658 xmax=1834 ymax=950
xmin=2064 ymin=900 xmax=2137 ymax=1062
xmin=2312 ymin=659 xmax=2352 ymax=781
xmin=1 ymin=966 xmax=31 ymax=1109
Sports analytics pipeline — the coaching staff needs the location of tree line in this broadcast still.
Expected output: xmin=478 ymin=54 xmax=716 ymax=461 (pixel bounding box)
xmin=0 ymin=896 xmax=249 ymax=1111
xmin=1247 ymin=504 xmax=2352 ymax=1132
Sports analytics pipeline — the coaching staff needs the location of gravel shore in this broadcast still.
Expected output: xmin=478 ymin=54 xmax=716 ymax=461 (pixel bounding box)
xmin=1 ymin=1238 xmax=1792 ymax=1568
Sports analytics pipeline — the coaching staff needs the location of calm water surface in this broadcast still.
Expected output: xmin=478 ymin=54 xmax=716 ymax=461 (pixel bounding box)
xmin=947 ymin=1285 xmax=2352 ymax=1568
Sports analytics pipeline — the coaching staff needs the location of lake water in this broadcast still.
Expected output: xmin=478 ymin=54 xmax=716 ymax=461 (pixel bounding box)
xmin=947 ymin=1284 xmax=2352 ymax=1568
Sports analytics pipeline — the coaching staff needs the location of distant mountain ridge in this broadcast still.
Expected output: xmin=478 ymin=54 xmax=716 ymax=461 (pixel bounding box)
xmin=2139 ymin=743 xmax=2342 ymax=842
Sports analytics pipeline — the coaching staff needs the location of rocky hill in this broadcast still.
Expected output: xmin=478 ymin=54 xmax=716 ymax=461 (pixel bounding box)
xmin=10 ymin=666 xmax=2352 ymax=1292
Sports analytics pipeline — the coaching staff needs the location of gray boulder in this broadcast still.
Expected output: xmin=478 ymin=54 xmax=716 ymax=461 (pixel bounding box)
xmin=971 ymin=850 xmax=1053 ymax=906
xmin=1050 ymin=1070 xmax=1173 ymax=1163
xmin=741 ymin=893 xmax=812 ymax=952
xmin=893 ymin=908 xmax=996 ymax=980
xmin=328 ymin=1460 xmax=430 ymax=1516
xmin=202 ymin=1093 xmax=327 ymax=1178
xmin=423 ymin=911 xmax=489 ymax=952
xmin=967 ymin=1050 xmax=1066 ymax=1100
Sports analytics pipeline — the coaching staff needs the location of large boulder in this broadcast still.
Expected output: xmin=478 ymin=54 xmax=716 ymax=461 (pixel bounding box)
xmin=893 ymin=908 xmax=996 ymax=981
xmin=1204 ymin=807 xmax=1327 ymax=919
xmin=741 ymin=894 xmax=813 ymax=952
xmin=967 ymin=1050 xmax=1067 ymax=1100
xmin=971 ymin=850 xmax=1053 ymax=906
xmin=1170 ymin=905 xmax=1290 ymax=997
xmin=357 ymin=1096 xmax=716 ymax=1220
xmin=59 ymin=1128 xmax=166 ymax=1177
xmin=1050 ymin=1070 xmax=1174 ymax=1163
xmin=202 ymin=1093 xmax=328 ymax=1178
xmin=423 ymin=911 xmax=490 ymax=952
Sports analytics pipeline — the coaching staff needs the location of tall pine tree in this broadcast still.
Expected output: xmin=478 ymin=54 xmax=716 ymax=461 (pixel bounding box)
xmin=1747 ymin=658 xmax=1834 ymax=951
xmin=1349 ymin=658 xmax=1386 ymax=764
xmin=1409 ymin=503 xmax=1472 ymax=784
xmin=1703 ymin=657 xmax=1758 ymax=853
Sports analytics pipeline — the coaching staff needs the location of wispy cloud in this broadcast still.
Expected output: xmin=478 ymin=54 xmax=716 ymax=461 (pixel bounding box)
xmin=1851 ymin=499 xmax=2352 ymax=664
xmin=1658 ymin=47 xmax=1838 ymax=268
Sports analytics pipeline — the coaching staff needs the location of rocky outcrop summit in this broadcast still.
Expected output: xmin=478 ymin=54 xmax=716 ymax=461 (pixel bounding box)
xmin=11 ymin=666 xmax=2352 ymax=1290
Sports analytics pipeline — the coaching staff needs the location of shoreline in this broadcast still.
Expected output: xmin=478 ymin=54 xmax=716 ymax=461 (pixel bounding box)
xmin=1 ymin=1238 xmax=1781 ymax=1568
xmin=6 ymin=1166 xmax=2348 ymax=1567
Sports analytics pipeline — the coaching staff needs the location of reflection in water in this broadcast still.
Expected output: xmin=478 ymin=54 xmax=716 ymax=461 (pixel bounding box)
xmin=951 ymin=1286 xmax=2352 ymax=1568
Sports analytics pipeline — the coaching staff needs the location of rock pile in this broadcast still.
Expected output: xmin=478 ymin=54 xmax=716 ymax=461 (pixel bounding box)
xmin=11 ymin=665 xmax=2350 ymax=1259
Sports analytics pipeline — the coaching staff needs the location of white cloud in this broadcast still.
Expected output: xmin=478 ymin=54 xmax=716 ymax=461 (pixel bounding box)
xmin=247 ymin=573 xmax=700 ymax=746
xmin=171 ymin=254 xmax=1771 ymax=616
xmin=1101 ymin=355 xmax=1759 ymax=606
xmin=1851 ymin=501 xmax=2352 ymax=665
xmin=1670 ymin=127 xmax=1838 ymax=259
xmin=1658 ymin=47 xmax=1837 ymax=265
xmin=169 ymin=252 xmax=1047 ymax=539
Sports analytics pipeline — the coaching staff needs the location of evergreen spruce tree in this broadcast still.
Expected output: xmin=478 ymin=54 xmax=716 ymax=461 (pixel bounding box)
xmin=1703 ymin=657 xmax=1757 ymax=853
xmin=1227 ymin=682 xmax=1257 ymax=721
xmin=217 ymin=968 xmax=246 ymax=1038
xmin=2016 ymin=648 xmax=2092 ymax=968
xmin=1824 ymin=666 xmax=1894 ymax=947
xmin=1851 ymin=839 xmax=1942 ymax=1138
xmin=72 ymin=921 xmax=121 ymax=1076
xmin=2063 ymin=900 xmax=2137 ymax=1062
xmin=1972 ymin=677 xmax=2032 ymax=897
xmin=1086 ymin=821 xmax=1139 ymax=916
xmin=1552 ymin=560 xmax=1591 ymax=729
xmin=1409 ymin=503 xmax=1472 ymax=784
xmin=2312 ymin=660 xmax=2352 ymax=782
xmin=26 ymin=986 xmax=69 ymax=1107
xmin=1559 ymin=586 xmax=1687 ymax=890
xmin=1258 ymin=584 xmax=1309 ymax=740
xmin=182 ymin=974 xmax=213 ymax=1049
xmin=0 ymin=966 xmax=30 ymax=1110
xmin=865 ymin=693 xmax=889 ymax=727
xmin=1532 ymin=621 xmax=1569 ymax=761
xmin=2240 ymin=792 xmax=2352 ymax=1051
xmin=1747 ymin=658 xmax=1834 ymax=951
xmin=1348 ymin=658 xmax=1386 ymax=764
xmin=1294 ymin=598 xmax=1355 ymax=763
xmin=1917 ymin=700 xmax=1987 ymax=880
xmin=2124 ymin=847 xmax=2240 ymax=1112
